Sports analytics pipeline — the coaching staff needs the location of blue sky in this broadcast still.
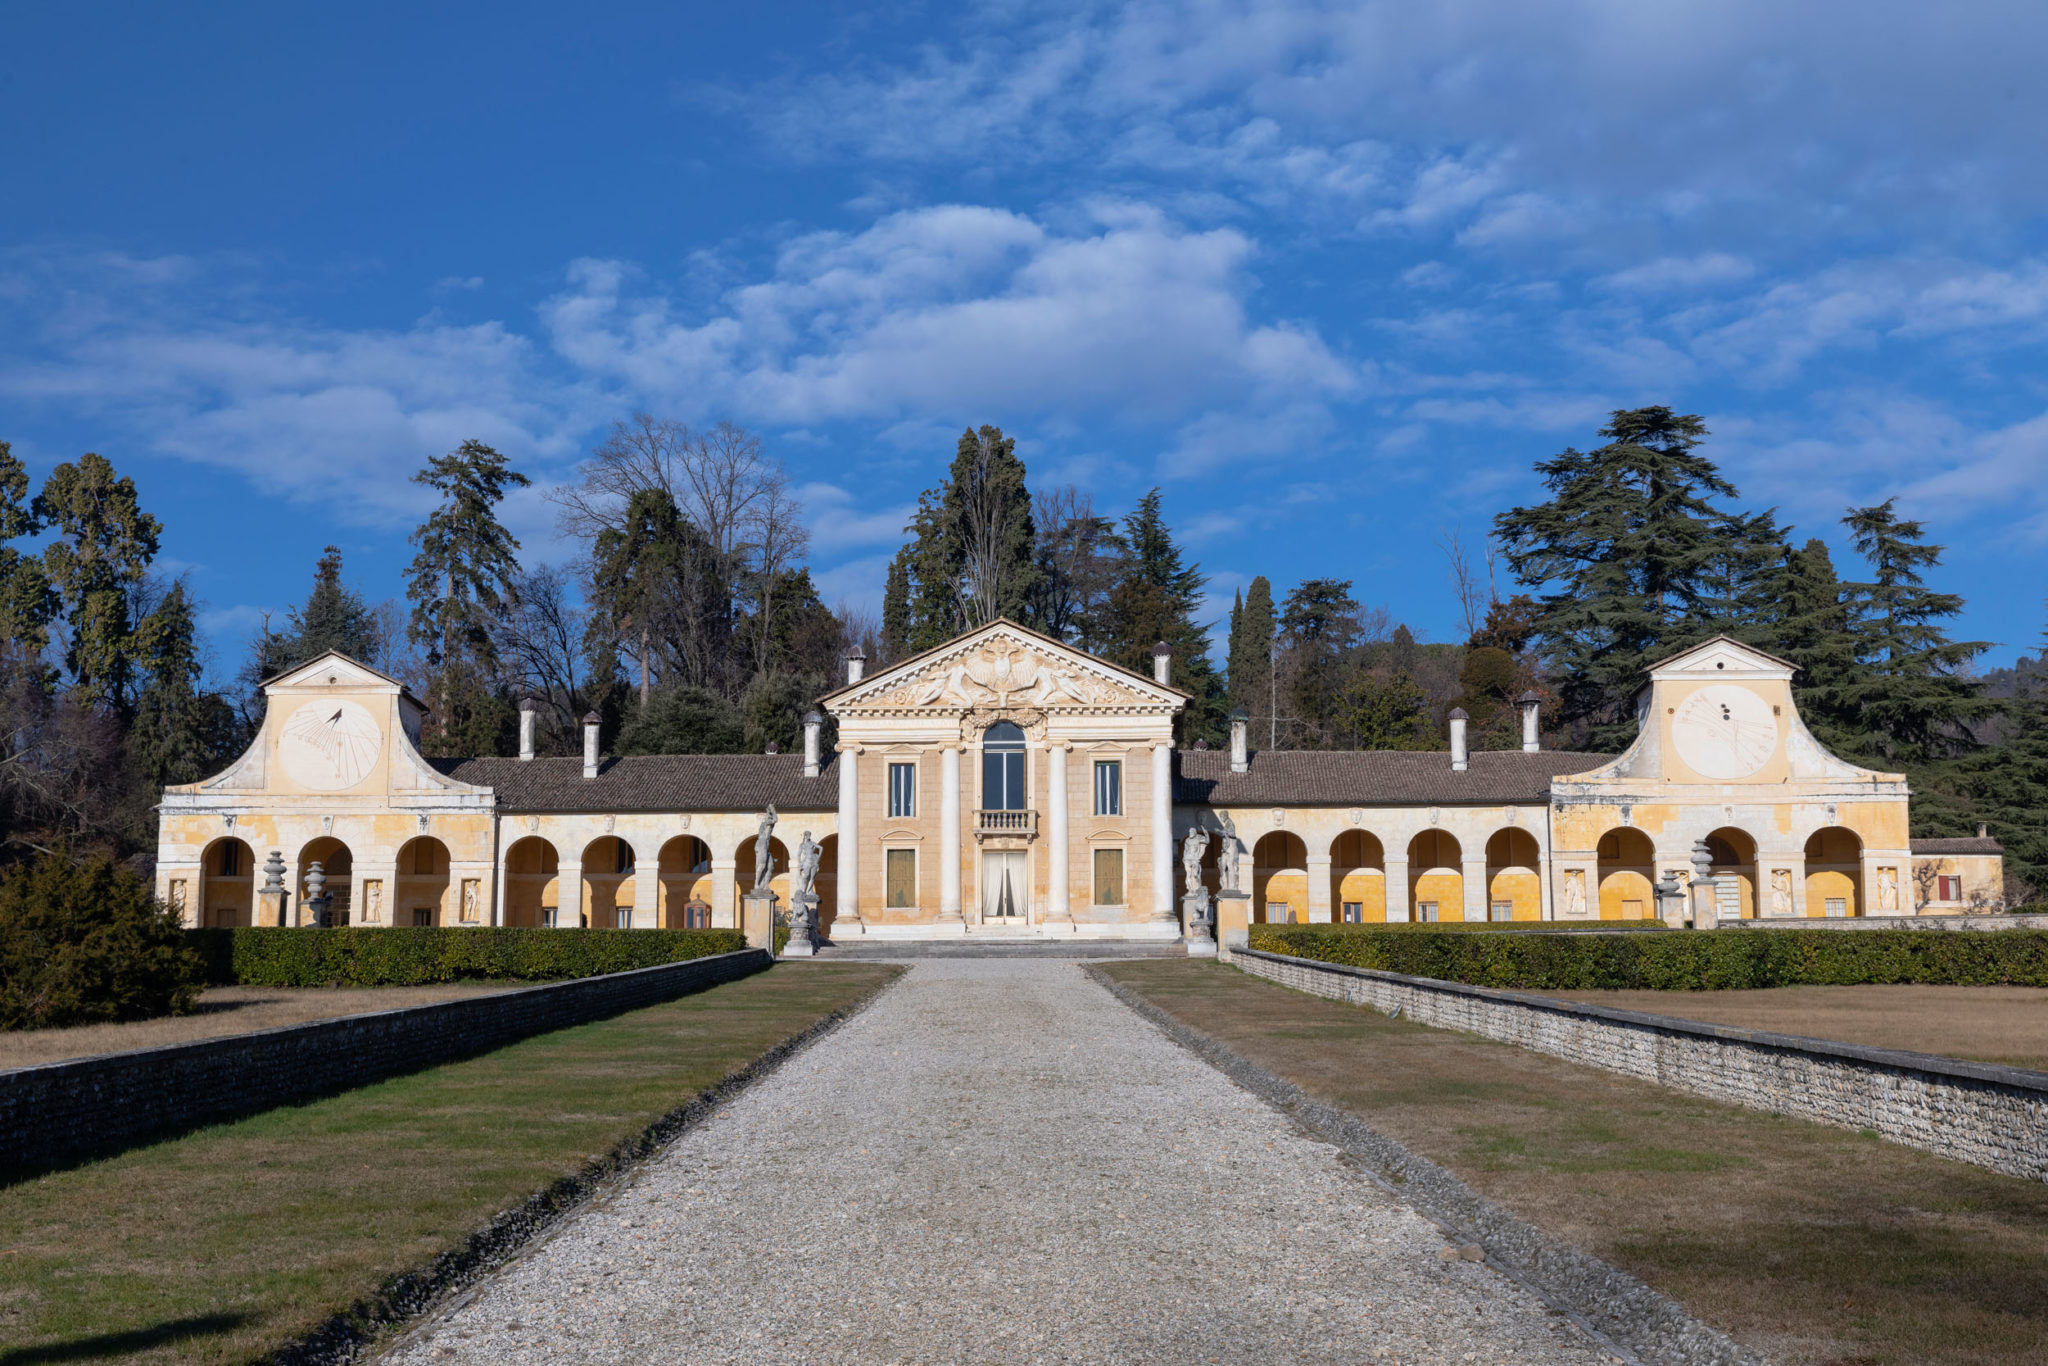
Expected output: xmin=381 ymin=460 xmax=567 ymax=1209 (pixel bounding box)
xmin=5 ymin=1 xmax=2046 ymax=679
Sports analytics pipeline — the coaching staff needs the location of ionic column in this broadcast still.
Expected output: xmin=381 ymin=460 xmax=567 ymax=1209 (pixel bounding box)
xmin=1384 ymin=857 xmax=1411 ymax=923
xmin=710 ymin=856 xmax=737 ymax=929
xmin=1305 ymin=853 xmax=1333 ymax=922
xmin=939 ymin=744 xmax=964 ymax=921
xmin=554 ymin=859 xmax=582 ymax=929
xmin=1150 ymin=743 xmax=1174 ymax=920
xmin=836 ymin=746 xmax=862 ymax=931
xmin=1462 ymin=857 xmax=1489 ymax=922
xmin=1046 ymin=742 xmax=1071 ymax=922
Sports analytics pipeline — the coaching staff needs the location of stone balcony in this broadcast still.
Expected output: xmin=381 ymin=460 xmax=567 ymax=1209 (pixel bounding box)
xmin=975 ymin=808 xmax=1038 ymax=841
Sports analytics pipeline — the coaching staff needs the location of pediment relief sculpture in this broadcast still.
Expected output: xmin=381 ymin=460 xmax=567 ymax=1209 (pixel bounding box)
xmin=861 ymin=637 xmax=1135 ymax=711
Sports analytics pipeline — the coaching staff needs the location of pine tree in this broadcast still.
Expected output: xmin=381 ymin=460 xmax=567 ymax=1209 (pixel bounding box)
xmin=1279 ymin=578 xmax=1363 ymax=747
xmin=34 ymin=453 xmax=162 ymax=712
xmin=890 ymin=425 xmax=1038 ymax=650
xmin=591 ymin=489 xmax=686 ymax=706
xmin=1836 ymin=499 xmax=1991 ymax=764
xmin=1494 ymin=407 xmax=1779 ymax=750
xmin=1102 ymin=489 xmax=1226 ymax=744
xmin=1228 ymin=576 xmax=1276 ymax=749
xmin=1769 ymin=539 xmax=1861 ymax=750
xmin=404 ymin=440 xmax=530 ymax=748
xmin=880 ymin=550 xmax=912 ymax=663
xmin=1967 ymin=612 xmax=2048 ymax=900
xmin=130 ymin=581 xmax=234 ymax=789
xmin=290 ymin=547 xmax=381 ymax=664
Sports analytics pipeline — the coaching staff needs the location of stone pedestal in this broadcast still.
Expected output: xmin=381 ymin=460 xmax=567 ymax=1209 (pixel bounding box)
xmin=1655 ymin=874 xmax=1687 ymax=929
xmin=1181 ymin=888 xmax=1216 ymax=957
xmin=1691 ymin=880 xmax=1720 ymax=931
xmin=782 ymin=891 xmax=818 ymax=958
xmin=1214 ymin=889 xmax=1250 ymax=962
xmin=741 ymin=889 xmax=779 ymax=953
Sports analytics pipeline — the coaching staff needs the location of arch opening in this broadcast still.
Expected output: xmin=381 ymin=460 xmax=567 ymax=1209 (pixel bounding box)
xmin=582 ymin=836 xmax=639 ymax=929
xmin=295 ymin=837 xmax=354 ymax=926
xmin=1704 ymin=827 xmax=1759 ymax=919
xmin=1252 ymin=831 xmax=1307 ymax=924
xmin=1804 ymin=826 xmax=1863 ymax=918
xmin=1331 ymin=829 xmax=1386 ymax=924
xmin=659 ymin=835 xmax=715 ymax=929
xmin=1487 ymin=828 xmax=1543 ymax=922
xmin=393 ymin=836 xmax=452 ymax=927
xmin=503 ymin=836 xmax=559 ymax=928
xmin=1596 ymin=827 xmax=1656 ymax=922
xmin=200 ymin=837 xmax=257 ymax=928
xmin=1407 ymin=830 xmax=1463 ymax=923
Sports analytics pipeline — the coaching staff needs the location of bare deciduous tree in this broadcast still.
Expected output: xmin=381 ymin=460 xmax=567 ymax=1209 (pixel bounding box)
xmin=1436 ymin=523 xmax=1499 ymax=643
xmin=495 ymin=564 xmax=589 ymax=748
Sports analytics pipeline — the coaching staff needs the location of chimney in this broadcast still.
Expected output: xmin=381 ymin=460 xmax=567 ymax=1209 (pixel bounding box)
xmin=1978 ymin=822 xmax=1989 ymax=839
xmin=845 ymin=648 xmax=866 ymax=686
xmin=1518 ymin=691 xmax=1542 ymax=753
xmin=518 ymin=696 xmax=537 ymax=762
xmin=1151 ymin=640 xmax=1171 ymax=685
xmin=1228 ymin=708 xmax=1250 ymax=773
xmin=582 ymin=711 xmax=601 ymax=779
xmin=764 ymin=742 xmax=779 ymax=755
xmin=1449 ymin=707 xmax=1469 ymax=772
xmin=802 ymin=711 xmax=823 ymax=777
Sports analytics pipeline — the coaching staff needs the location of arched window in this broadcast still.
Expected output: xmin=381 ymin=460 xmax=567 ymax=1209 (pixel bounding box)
xmin=982 ymin=721 xmax=1026 ymax=811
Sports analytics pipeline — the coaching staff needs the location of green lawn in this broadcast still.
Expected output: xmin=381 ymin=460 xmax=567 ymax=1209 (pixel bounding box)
xmin=1101 ymin=958 xmax=2048 ymax=1366
xmin=0 ymin=962 xmax=899 ymax=1365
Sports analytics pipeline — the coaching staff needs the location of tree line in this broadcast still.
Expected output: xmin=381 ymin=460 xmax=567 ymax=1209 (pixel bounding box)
xmin=2 ymin=406 xmax=2041 ymax=897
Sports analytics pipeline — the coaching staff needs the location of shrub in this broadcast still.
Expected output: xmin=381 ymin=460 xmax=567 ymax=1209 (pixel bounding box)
xmin=185 ymin=926 xmax=748 ymax=988
xmin=1246 ymin=923 xmax=2048 ymax=992
xmin=0 ymin=853 xmax=203 ymax=1030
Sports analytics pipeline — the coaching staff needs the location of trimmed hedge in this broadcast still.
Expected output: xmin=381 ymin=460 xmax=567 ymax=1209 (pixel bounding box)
xmin=1247 ymin=923 xmax=2048 ymax=991
xmin=187 ymin=926 xmax=748 ymax=988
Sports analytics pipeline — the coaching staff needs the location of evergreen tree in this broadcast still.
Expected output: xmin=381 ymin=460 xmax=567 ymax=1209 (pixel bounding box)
xmin=1343 ymin=670 xmax=1434 ymax=750
xmin=1278 ymin=577 xmax=1363 ymax=747
xmin=891 ymin=425 xmax=1037 ymax=649
xmin=130 ymin=581 xmax=236 ymax=789
xmin=404 ymin=439 xmax=530 ymax=747
xmin=880 ymin=549 xmax=912 ymax=663
xmin=1226 ymin=576 xmax=1276 ymax=749
xmin=591 ymin=489 xmax=687 ymax=705
xmin=35 ymin=452 xmax=162 ymax=711
xmin=1835 ymin=499 xmax=1991 ymax=764
xmin=617 ymin=684 xmax=746 ymax=755
xmin=1102 ymin=489 xmax=1226 ymax=744
xmin=1769 ymin=538 xmax=1862 ymax=750
xmin=1494 ymin=407 xmax=1778 ymax=749
xmin=0 ymin=441 xmax=57 ymax=672
xmin=289 ymin=546 xmax=381 ymax=664
xmin=1967 ymin=613 xmax=2048 ymax=900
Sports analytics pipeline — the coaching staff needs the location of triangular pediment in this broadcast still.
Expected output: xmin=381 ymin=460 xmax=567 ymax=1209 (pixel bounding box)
xmin=1647 ymin=636 xmax=1796 ymax=682
xmin=265 ymin=650 xmax=405 ymax=694
xmin=826 ymin=620 xmax=1188 ymax=714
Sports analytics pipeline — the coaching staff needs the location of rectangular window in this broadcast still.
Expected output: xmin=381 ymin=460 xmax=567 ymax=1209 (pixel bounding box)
xmin=1341 ymin=901 xmax=1363 ymax=924
xmin=1491 ymin=900 xmax=1513 ymax=922
xmin=1265 ymin=902 xmax=1292 ymax=924
xmin=1094 ymin=760 xmax=1122 ymax=816
xmin=1825 ymin=897 xmax=1847 ymax=917
xmin=1417 ymin=901 xmax=1440 ymax=922
xmin=889 ymin=762 xmax=917 ymax=818
xmin=1093 ymin=848 xmax=1125 ymax=906
xmin=1938 ymin=875 xmax=1962 ymax=901
xmin=683 ymin=901 xmax=711 ymax=929
xmin=886 ymin=849 xmax=917 ymax=908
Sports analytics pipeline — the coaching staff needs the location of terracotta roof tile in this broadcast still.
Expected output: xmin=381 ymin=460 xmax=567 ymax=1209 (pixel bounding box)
xmin=1909 ymin=836 xmax=2004 ymax=855
xmin=1173 ymin=747 xmax=1613 ymax=807
xmin=429 ymin=754 xmax=839 ymax=813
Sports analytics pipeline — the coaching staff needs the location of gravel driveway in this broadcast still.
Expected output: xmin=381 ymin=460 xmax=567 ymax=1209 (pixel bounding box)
xmin=384 ymin=960 xmax=1611 ymax=1365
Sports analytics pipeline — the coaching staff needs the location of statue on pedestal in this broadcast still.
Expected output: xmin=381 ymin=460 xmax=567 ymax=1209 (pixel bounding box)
xmin=1180 ymin=826 xmax=1214 ymax=947
xmin=1216 ymin=814 xmax=1242 ymax=895
xmin=753 ymin=805 xmax=779 ymax=892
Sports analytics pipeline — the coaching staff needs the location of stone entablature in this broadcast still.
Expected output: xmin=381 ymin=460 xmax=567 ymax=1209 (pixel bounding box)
xmin=155 ymin=631 xmax=1999 ymax=938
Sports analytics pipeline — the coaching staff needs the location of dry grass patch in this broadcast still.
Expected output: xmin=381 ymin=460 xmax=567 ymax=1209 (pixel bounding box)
xmin=1534 ymin=983 xmax=2048 ymax=1071
xmin=1102 ymin=959 xmax=2048 ymax=1366
xmin=0 ymin=984 xmax=520 ymax=1070
xmin=0 ymin=962 xmax=898 ymax=1366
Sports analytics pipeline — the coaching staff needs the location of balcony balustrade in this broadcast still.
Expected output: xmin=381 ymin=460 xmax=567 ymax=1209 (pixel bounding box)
xmin=974 ymin=808 xmax=1038 ymax=840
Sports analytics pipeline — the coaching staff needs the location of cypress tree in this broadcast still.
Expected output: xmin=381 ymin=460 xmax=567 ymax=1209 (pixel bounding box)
xmin=1229 ymin=576 xmax=1276 ymax=749
xmin=1967 ymin=612 xmax=2048 ymax=900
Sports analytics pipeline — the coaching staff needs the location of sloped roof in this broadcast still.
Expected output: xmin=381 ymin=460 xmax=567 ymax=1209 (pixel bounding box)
xmin=1174 ymin=747 xmax=1613 ymax=807
xmin=428 ymin=754 xmax=839 ymax=813
xmin=1909 ymin=836 xmax=2004 ymax=856
xmin=820 ymin=616 xmax=1190 ymax=706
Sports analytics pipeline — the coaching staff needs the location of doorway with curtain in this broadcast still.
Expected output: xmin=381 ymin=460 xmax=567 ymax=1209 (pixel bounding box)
xmin=981 ymin=850 xmax=1028 ymax=922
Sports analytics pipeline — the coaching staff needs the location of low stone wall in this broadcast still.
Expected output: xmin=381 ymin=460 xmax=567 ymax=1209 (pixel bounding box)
xmin=1234 ymin=948 xmax=2048 ymax=1183
xmin=0 ymin=949 xmax=770 ymax=1177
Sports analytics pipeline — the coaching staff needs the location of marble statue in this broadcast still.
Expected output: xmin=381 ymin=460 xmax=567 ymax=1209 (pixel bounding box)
xmin=1878 ymin=866 xmax=1899 ymax=912
xmin=793 ymin=830 xmax=821 ymax=901
xmin=1217 ymin=814 xmax=1242 ymax=893
xmin=1562 ymin=868 xmax=1586 ymax=918
xmin=753 ymin=805 xmax=778 ymax=891
xmin=1181 ymin=825 xmax=1209 ymax=896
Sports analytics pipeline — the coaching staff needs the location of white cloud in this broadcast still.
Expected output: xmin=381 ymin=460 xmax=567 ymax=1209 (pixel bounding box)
xmin=1594 ymin=254 xmax=1754 ymax=294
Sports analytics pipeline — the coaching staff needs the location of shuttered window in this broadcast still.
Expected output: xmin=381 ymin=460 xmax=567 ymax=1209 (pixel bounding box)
xmin=1092 ymin=848 xmax=1124 ymax=906
xmin=886 ymin=849 xmax=917 ymax=908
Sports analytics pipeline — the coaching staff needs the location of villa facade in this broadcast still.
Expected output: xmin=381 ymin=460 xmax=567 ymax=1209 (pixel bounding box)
xmin=154 ymin=621 xmax=2005 ymax=936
